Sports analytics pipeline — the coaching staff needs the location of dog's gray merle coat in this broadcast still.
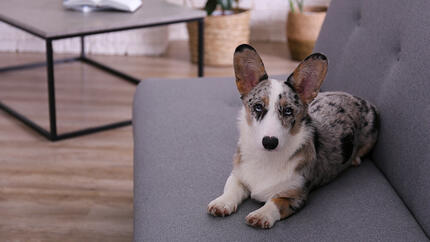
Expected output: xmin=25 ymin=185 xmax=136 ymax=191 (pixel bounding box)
xmin=300 ymin=91 xmax=378 ymax=189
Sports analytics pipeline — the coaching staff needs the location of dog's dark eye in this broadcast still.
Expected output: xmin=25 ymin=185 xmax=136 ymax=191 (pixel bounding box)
xmin=253 ymin=103 xmax=263 ymax=113
xmin=282 ymin=107 xmax=293 ymax=116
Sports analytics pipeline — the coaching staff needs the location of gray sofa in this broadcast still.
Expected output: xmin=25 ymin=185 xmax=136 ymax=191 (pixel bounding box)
xmin=133 ymin=0 xmax=430 ymax=240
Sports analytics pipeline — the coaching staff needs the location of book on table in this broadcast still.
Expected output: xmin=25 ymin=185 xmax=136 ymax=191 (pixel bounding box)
xmin=64 ymin=0 xmax=142 ymax=12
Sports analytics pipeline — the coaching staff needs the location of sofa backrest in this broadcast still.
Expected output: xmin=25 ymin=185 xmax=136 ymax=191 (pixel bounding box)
xmin=314 ymin=0 xmax=430 ymax=235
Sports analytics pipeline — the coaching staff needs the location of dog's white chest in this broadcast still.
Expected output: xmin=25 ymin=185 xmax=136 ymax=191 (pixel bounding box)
xmin=234 ymin=154 xmax=303 ymax=202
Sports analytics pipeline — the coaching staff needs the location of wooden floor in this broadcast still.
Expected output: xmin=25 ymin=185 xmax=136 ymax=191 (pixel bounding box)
xmin=0 ymin=41 xmax=298 ymax=241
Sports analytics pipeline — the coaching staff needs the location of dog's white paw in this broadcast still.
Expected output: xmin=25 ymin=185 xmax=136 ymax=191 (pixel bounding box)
xmin=245 ymin=210 xmax=276 ymax=229
xmin=207 ymin=197 xmax=237 ymax=217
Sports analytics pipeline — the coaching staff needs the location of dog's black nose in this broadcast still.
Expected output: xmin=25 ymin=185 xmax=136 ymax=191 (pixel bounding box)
xmin=262 ymin=136 xmax=278 ymax=150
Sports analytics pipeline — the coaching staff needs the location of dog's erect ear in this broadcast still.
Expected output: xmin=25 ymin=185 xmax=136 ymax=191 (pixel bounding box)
xmin=287 ymin=53 xmax=328 ymax=105
xmin=234 ymin=44 xmax=268 ymax=97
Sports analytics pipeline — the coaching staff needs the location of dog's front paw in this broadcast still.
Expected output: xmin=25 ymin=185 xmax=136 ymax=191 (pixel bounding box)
xmin=208 ymin=197 xmax=237 ymax=217
xmin=245 ymin=211 xmax=276 ymax=229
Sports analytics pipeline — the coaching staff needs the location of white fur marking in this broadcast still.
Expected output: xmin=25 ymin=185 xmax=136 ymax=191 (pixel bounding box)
xmin=235 ymin=79 xmax=310 ymax=202
xmin=245 ymin=200 xmax=281 ymax=228
xmin=208 ymin=174 xmax=249 ymax=216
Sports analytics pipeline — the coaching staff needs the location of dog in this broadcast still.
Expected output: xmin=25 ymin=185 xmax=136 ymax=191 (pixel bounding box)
xmin=207 ymin=44 xmax=379 ymax=229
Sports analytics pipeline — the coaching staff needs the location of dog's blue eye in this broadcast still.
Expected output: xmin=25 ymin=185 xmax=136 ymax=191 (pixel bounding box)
xmin=283 ymin=107 xmax=293 ymax=116
xmin=253 ymin=104 xmax=263 ymax=113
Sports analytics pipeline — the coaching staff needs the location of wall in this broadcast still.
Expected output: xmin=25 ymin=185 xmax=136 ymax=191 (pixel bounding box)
xmin=0 ymin=0 xmax=330 ymax=55
xmin=0 ymin=23 xmax=169 ymax=56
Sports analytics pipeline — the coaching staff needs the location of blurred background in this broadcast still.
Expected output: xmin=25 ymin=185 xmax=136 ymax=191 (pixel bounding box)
xmin=0 ymin=0 xmax=330 ymax=56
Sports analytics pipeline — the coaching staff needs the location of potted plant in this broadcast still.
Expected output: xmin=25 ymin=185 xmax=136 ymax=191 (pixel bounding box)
xmin=187 ymin=0 xmax=250 ymax=66
xmin=286 ymin=0 xmax=327 ymax=61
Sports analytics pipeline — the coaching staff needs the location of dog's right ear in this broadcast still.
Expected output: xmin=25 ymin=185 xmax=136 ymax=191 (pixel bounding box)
xmin=234 ymin=44 xmax=268 ymax=98
xmin=286 ymin=53 xmax=328 ymax=105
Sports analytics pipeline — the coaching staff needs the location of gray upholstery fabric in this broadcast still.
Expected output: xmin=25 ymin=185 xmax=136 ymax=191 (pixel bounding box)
xmin=133 ymin=77 xmax=427 ymax=241
xmin=314 ymin=0 xmax=430 ymax=234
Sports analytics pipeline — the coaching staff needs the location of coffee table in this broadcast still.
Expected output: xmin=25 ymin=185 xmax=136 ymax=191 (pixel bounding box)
xmin=0 ymin=0 xmax=205 ymax=141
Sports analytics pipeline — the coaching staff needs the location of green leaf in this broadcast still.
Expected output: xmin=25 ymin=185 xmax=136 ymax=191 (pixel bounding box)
xmin=289 ymin=0 xmax=295 ymax=13
xmin=218 ymin=0 xmax=232 ymax=11
xmin=205 ymin=0 xmax=218 ymax=16
xmin=295 ymin=0 xmax=304 ymax=12
xmin=227 ymin=0 xmax=232 ymax=10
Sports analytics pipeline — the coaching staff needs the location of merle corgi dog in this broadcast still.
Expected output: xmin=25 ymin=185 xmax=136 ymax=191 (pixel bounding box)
xmin=207 ymin=44 xmax=379 ymax=229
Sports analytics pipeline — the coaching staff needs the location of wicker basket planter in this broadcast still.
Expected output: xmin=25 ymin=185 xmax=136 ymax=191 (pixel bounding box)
xmin=287 ymin=6 xmax=327 ymax=61
xmin=187 ymin=9 xmax=250 ymax=66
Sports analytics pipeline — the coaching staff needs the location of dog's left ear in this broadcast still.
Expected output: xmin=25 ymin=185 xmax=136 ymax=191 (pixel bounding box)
xmin=287 ymin=53 xmax=328 ymax=105
xmin=234 ymin=44 xmax=268 ymax=98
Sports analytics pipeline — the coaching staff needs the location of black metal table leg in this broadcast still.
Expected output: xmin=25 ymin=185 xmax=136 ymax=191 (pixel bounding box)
xmin=0 ymin=57 xmax=77 ymax=73
xmin=0 ymin=101 xmax=50 ymax=139
xmin=0 ymin=17 xmax=206 ymax=141
xmin=80 ymin=57 xmax=140 ymax=85
xmin=80 ymin=36 xmax=85 ymax=58
xmin=46 ymin=40 xmax=58 ymax=140
xmin=197 ymin=19 xmax=204 ymax=77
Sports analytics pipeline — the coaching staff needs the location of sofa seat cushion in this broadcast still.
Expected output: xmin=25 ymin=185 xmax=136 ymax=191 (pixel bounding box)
xmin=133 ymin=77 xmax=427 ymax=241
